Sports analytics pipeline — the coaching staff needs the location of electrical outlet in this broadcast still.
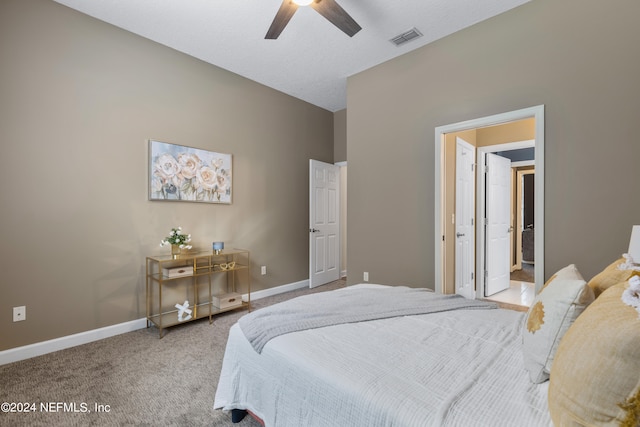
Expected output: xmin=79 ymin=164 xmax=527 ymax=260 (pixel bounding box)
xmin=13 ymin=306 xmax=26 ymax=322
xmin=363 ymin=272 xmax=369 ymax=282
xmin=261 ymin=266 xmax=267 ymax=275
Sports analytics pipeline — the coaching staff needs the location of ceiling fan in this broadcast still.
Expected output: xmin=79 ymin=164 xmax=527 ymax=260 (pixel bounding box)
xmin=265 ymin=0 xmax=362 ymax=40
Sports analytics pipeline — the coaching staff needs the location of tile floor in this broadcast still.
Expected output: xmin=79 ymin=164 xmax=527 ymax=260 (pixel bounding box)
xmin=484 ymin=280 xmax=535 ymax=308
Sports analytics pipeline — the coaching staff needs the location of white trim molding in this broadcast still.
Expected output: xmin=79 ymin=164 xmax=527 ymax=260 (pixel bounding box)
xmin=243 ymin=279 xmax=309 ymax=301
xmin=0 ymin=318 xmax=147 ymax=366
xmin=1 ymin=279 xmax=311 ymax=366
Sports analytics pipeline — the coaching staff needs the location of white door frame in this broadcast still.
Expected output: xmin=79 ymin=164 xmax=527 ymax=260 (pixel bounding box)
xmin=336 ymin=161 xmax=347 ymax=279
xmin=434 ymin=105 xmax=545 ymax=296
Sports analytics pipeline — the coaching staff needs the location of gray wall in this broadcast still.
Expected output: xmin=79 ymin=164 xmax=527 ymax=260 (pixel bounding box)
xmin=333 ymin=109 xmax=347 ymax=163
xmin=0 ymin=0 xmax=333 ymax=351
xmin=347 ymin=0 xmax=640 ymax=288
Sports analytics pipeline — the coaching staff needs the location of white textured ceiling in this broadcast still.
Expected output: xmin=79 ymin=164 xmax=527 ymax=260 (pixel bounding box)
xmin=52 ymin=0 xmax=530 ymax=112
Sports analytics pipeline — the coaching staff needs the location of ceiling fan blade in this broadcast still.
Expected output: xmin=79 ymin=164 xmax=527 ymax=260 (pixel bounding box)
xmin=310 ymin=0 xmax=361 ymax=37
xmin=265 ymin=0 xmax=298 ymax=39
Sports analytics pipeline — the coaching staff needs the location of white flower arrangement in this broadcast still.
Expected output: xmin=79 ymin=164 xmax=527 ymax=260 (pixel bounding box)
xmin=621 ymin=276 xmax=640 ymax=317
xmin=618 ymin=253 xmax=640 ymax=271
xmin=160 ymin=227 xmax=193 ymax=250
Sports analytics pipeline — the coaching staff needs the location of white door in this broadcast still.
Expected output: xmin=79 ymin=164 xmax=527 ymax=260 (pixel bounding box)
xmin=485 ymin=153 xmax=512 ymax=296
xmin=455 ymin=138 xmax=476 ymax=299
xmin=309 ymin=160 xmax=340 ymax=288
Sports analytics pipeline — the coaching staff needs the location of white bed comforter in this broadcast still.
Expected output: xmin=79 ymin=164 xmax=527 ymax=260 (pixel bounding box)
xmin=214 ymin=288 xmax=552 ymax=427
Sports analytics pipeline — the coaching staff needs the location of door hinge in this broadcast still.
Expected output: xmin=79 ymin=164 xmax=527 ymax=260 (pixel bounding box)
xmin=442 ymin=235 xmax=445 ymax=241
xmin=471 ymin=272 xmax=474 ymax=280
xmin=471 ymin=218 xmax=474 ymax=226
xmin=471 ymin=164 xmax=475 ymax=172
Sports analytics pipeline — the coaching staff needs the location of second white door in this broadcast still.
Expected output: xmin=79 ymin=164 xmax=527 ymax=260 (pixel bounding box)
xmin=485 ymin=153 xmax=512 ymax=296
xmin=455 ymin=138 xmax=476 ymax=299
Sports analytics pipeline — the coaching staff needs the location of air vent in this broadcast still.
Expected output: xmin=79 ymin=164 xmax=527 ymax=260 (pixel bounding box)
xmin=390 ymin=27 xmax=423 ymax=46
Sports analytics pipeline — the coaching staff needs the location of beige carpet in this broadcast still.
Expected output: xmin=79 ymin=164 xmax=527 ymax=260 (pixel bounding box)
xmin=0 ymin=280 xmax=346 ymax=427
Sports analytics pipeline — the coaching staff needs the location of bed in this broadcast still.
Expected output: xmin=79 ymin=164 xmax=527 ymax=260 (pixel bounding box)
xmin=214 ymin=262 xmax=640 ymax=427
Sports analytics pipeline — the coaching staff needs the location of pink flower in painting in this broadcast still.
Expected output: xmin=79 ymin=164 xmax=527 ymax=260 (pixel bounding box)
xmin=216 ymin=170 xmax=229 ymax=193
xmin=197 ymin=166 xmax=218 ymax=191
xmin=178 ymin=153 xmax=202 ymax=180
xmin=212 ymin=158 xmax=224 ymax=170
xmin=155 ymin=153 xmax=180 ymax=180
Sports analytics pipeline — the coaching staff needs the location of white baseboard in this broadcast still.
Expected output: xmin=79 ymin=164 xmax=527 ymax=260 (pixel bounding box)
xmin=0 ymin=318 xmax=148 ymax=366
xmin=1 ymin=279 xmax=310 ymax=366
xmin=244 ymin=279 xmax=309 ymax=301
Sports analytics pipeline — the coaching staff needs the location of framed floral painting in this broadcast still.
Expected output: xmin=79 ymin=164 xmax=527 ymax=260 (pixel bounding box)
xmin=149 ymin=140 xmax=232 ymax=204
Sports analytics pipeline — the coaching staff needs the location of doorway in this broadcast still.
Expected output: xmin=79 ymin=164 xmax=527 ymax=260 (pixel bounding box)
xmin=434 ymin=105 xmax=545 ymax=299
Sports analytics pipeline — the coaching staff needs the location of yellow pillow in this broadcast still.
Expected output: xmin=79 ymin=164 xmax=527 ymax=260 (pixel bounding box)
xmin=522 ymin=264 xmax=594 ymax=383
xmin=587 ymin=258 xmax=640 ymax=298
xmin=549 ymin=282 xmax=640 ymax=426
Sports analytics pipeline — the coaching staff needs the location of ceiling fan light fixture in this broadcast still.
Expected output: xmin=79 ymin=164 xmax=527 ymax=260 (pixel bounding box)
xmin=266 ymin=0 xmax=361 ymax=39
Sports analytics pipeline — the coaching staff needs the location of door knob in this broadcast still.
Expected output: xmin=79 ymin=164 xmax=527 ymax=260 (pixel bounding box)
xmin=456 ymin=232 xmax=465 ymax=238
xmin=310 ymin=228 xmax=320 ymax=233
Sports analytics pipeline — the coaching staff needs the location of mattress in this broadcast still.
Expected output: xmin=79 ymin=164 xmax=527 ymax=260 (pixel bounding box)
xmin=214 ymin=287 xmax=552 ymax=427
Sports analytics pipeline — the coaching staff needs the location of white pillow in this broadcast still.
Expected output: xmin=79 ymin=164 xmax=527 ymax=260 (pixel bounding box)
xmin=521 ymin=264 xmax=594 ymax=383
